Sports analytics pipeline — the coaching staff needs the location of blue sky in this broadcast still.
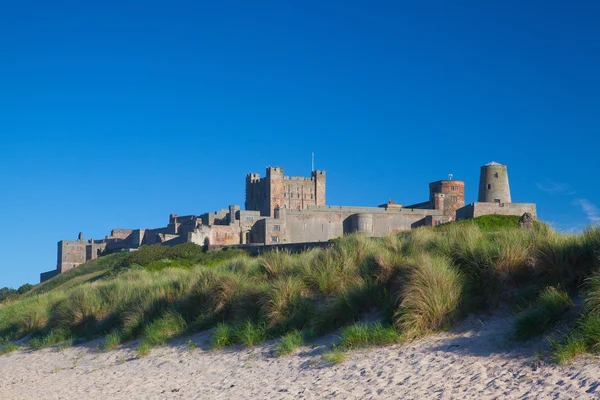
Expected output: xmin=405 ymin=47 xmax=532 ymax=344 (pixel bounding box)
xmin=1 ymin=1 xmax=599 ymax=288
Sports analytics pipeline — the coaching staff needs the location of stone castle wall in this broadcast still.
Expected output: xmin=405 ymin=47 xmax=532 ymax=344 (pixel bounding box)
xmin=456 ymin=202 xmax=537 ymax=220
xmin=42 ymin=162 xmax=537 ymax=283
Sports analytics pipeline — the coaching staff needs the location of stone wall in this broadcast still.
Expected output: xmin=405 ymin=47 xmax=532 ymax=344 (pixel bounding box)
xmin=187 ymin=224 xmax=241 ymax=247
xmin=456 ymin=202 xmax=537 ymax=220
xmin=108 ymin=229 xmax=133 ymax=240
xmin=40 ymin=269 xmax=59 ymax=283
xmin=280 ymin=205 xmax=445 ymax=244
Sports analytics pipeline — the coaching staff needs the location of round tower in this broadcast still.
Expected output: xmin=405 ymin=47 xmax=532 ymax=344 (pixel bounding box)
xmin=478 ymin=162 xmax=511 ymax=203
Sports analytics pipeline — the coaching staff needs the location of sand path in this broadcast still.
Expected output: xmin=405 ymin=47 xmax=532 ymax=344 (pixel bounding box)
xmin=1 ymin=311 xmax=600 ymax=399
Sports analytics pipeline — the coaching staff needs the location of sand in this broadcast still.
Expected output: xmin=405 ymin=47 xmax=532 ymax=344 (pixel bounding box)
xmin=1 ymin=311 xmax=600 ymax=400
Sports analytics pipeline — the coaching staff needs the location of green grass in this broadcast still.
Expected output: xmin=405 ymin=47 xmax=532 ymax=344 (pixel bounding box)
xmin=550 ymin=308 xmax=600 ymax=364
xmin=437 ymin=214 xmax=546 ymax=233
xmin=337 ymin=322 xmax=402 ymax=349
xmin=28 ymin=329 xmax=71 ymax=350
xmin=322 ymin=347 xmax=346 ymax=365
xmin=115 ymin=243 xmax=245 ymax=272
xmin=0 ymin=343 xmax=19 ymax=356
xmin=1 ymin=223 xmax=599 ymax=365
xmin=31 ymin=253 xmax=126 ymax=296
xmin=187 ymin=340 xmax=197 ymax=351
xmin=211 ymin=323 xmax=234 ymax=349
xmin=137 ymin=341 xmax=152 ymax=357
xmin=514 ymin=287 xmax=573 ymax=340
xmin=102 ymin=330 xmax=122 ymax=351
xmin=394 ymin=254 xmax=464 ymax=336
xmin=234 ymin=321 xmax=267 ymax=347
xmin=275 ymin=330 xmax=303 ymax=356
xmin=142 ymin=312 xmax=187 ymax=346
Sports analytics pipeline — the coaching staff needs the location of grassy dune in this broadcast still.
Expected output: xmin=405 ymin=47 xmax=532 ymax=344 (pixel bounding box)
xmin=1 ymin=216 xmax=599 ymax=363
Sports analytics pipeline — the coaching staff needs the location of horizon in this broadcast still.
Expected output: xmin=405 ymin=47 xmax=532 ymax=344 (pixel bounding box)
xmin=1 ymin=1 xmax=599 ymax=288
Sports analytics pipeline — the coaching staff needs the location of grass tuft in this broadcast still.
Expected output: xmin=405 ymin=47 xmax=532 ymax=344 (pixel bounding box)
xmin=275 ymin=330 xmax=303 ymax=356
xmin=514 ymin=287 xmax=572 ymax=340
xmin=102 ymin=330 xmax=122 ymax=351
xmin=211 ymin=323 xmax=234 ymax=349
xmin=137 ymin=341 xmax=152 ymax=357
xmin=394 ymin=255 xmax=464 ymax=336
xmin=234 ymin=321 xmax=267 ymax=347
xmin=322 ymin=347 xmax=346 ymax=365
xmin=0 ymin=343 xmax=19 ymax=356
xmin=142 ymin=312 xmax=187 ymax=346
xmin=338 ymin=322 xmax=401 ymax=349
xmin=28 ymin=329 xmax=70 ymax=350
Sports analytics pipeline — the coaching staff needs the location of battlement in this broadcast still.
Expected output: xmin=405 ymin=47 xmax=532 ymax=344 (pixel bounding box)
xmin=245 ymin=166 xmax=326 ymax=217
xmin=44 ymin=162 xmax=536 ymax=284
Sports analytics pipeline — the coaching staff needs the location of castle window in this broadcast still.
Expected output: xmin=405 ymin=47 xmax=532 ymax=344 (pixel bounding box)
xmin=297 ymin=193 xmax=300 ymax=198
xmin=245 ymin=216 xmax=253 ymax=223
xmin=270 ymin=236 xmax=280 ymax=243
xmin=494 ymin=173 xmax=499 ymax=178
xmin=273 ymin=225 xmax=281 ymax=231
xmin=310 ymin=194 xmax=313 ymax=199
xmin=488 ymin=184 xmax=492 ymax=189
xmin=284 ymin=193 xmax=287 ymax=198
xmin=451 ymin=186 xmax=458 ymax=191
xmin=451 ymin=196 xmax=457 ymax=203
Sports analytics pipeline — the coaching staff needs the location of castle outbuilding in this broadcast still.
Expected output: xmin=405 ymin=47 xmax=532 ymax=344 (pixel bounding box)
xmin=40 ymin=162 xmax=537 ymax=282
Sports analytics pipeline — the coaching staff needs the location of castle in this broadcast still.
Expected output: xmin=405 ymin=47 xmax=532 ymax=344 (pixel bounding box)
xmin=40 ymin=162 xmax=537 ymax=282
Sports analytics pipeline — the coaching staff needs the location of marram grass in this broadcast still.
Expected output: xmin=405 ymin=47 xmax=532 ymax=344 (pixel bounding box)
xmin=0 ymin=220 xmax=597 ymax=365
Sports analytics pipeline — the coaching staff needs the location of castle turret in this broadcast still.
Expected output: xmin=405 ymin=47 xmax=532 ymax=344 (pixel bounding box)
xmin=478 ymin=162 xmax=511 ymax=203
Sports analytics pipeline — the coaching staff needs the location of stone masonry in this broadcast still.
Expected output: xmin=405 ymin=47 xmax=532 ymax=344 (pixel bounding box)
xmin=41 ymin=162 xmax=537 ymax=282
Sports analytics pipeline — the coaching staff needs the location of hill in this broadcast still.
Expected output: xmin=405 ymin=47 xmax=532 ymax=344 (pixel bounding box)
xmin=0 ymin=216 xmax=598 ymax=367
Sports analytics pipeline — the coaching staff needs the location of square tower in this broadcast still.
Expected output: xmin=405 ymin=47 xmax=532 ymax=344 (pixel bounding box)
xmin=245 ymin=166 xmax=326 ymax=217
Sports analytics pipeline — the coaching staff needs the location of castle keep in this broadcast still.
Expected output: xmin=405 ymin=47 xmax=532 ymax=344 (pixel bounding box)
xmin=40 ymin=162 xmax=537 ymax=282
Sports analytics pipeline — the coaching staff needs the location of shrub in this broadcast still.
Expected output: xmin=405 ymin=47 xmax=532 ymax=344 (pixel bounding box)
xmin=514 ymin=287 xmax=572 ymax=340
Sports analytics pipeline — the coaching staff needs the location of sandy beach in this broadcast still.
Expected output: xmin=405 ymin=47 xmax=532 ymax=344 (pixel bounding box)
xmin=1 ymin=311 xmax=599 ymax=400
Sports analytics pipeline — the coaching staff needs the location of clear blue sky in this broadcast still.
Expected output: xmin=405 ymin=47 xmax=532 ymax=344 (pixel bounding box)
xmin=1 ymin=1 xmax=599 ymax=288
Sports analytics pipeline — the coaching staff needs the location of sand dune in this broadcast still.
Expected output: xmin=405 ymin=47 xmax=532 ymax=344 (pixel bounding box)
xmin=1 ymin=311 xmax=599 ymax=399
